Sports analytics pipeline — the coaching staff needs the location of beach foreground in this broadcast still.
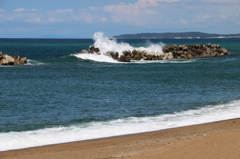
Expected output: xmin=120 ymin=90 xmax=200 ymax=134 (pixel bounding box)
xmin=1 ymin=118 xmax=240 ymax=159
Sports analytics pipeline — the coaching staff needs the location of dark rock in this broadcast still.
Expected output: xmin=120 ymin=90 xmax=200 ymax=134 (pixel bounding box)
xmin=114 ymin=52 xmax=119 ymax=59
xmin=146 ymin=54 xmax=153 ymax=60
xmin=169 ymin=45 xmax=177 ymax=51
xmin=193 ymin=44 xmax=201 ymax=49
xmin=206 ymin=48 xmax=212 ymax=54
xmin=109 ymin=52 xmax=119 ymax=59
xmin=179 ymin=44 xmax=187 ymax=50
xmin=220 ymin=48 xmax=228 ymax=54
xmin=158 ymin=56 xmax=163 ymax=60
xmin=206 ymin=43 xmax=212 ymax=47
xmin=176 ymin=51 xmax=183 ymax=55
xmin=163 ymin=46 xmax=169 ymax=53
xmin=119 ymin=55 xmax=131 ymax=62
xmin=89 ymin=46 xmax=100 ymax=53
xmin=196 ymin=49 xmax=203 ymax=55
xmin=133 ymin=54 xmax=142 ymax=61
xmin=132 ymin=50 xmax=138 ymax=55
xmin=122 ymin=50 xmax=131 ymax=56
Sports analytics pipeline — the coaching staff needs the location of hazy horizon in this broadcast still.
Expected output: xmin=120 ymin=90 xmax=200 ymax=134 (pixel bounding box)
xmin=0 ymin=0 xmax=239 ymax=38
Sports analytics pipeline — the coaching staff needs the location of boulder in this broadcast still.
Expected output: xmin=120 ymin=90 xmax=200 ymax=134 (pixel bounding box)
xmin=180 ymin=54 xmax=187 ymax=59
xmin=133 ymin=54 xmax=142 ymax=61
xmin=141 ymin=50 xmax=148 ymax=56
xmin=89 ymin=46 xmax=100 ymax=53
xmin=152 ymin=52 xmax=160 ymax=58
xmin=206 ymin=48 xmax=212 ymax=54
xmin=13 ymin=56 xmax=21 ymax=65
xmin=163 ymin=46 xmax=169 ymax=53
xmin=220 ymin=48 xmax=228 ymax=54
xmin=158 ymin=56 xmax=163 ymax=60
xmin=206 ymin=43 xmax=212 ymax=47
xmin=186 ymin=53 xmax=193 ymax=59
xmin=146 ymin=54 xmax=153 ymax=60
xmin=20 ymin=57 xmax=27 ymax=65
xmin=119 ymin=55 xmax=131 ymax=62
xmin=179 ymin=44 xmax=187 ymax=51
xmin=3 ymin=55 xmax=15 ymax=65
xmin=168 ymin=52 xmax=174 ymax=60
xmin=132 ymin=50 xmax=138 ymax=56
xmin=193 ymin=44 xmax=201 ymax=49
xmin=169 ymin=45 xmax=177 ymax=51
xmin=81 ymin=49 xmax=89 ymax=53
xmin=2 ymin=59 xmax=8 ymax=65
xmin=112 ymin=52 xmax=119 ymax=59
xmin=122 ymin=50 xmax=131 ymax=56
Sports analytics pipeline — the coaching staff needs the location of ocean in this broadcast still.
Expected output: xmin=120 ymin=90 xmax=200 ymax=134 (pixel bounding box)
xmin=0 ymin=33 xmax=240 ymax=151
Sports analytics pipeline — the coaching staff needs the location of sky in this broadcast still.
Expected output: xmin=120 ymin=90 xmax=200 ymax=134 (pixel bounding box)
xmin=0 ymin=0 xmax=239 ymax=38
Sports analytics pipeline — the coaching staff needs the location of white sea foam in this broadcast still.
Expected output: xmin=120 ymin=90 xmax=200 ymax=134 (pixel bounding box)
xmin=74 ymin=53 xmax=119 ymax=63
xmin=1 ymin=99 xmax=240 ymax=151
xmin=132 ymin=59 xmax=197 ymax=64
xmin=74 ymin=32 xmax=167 ymax=63
xmin=26 ymin=59 xmax=46 ymax=65
xmin=93 ymin=32 xmax=164 ymax=54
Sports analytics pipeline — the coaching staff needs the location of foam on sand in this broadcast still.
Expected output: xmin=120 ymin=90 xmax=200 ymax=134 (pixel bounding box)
xmin=1 ymin=99 xmax=240 ymax=151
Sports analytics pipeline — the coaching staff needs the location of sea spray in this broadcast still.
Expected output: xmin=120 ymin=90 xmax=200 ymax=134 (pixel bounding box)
xmin=74 ymin=32 xmax=165 ymax=62
xmin=93 ymin=32 xmax=165 ymax=55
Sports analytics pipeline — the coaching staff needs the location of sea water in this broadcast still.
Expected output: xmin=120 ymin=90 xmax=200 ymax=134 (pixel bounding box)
xmin=0 ymin=33 xmax=240 ymax=151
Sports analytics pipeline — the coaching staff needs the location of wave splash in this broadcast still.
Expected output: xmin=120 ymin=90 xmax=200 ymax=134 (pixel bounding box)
xmin=74 ymin=32 xmax=165 ymax=63
xmin=93 ymin=32 xmax=164 ymax=55
xmin=1 ymin=99 xmax=240 ymax=151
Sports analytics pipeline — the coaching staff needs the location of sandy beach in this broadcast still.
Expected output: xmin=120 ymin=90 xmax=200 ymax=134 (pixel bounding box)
xmin=1 ymin=118 xmax=240 ymax=159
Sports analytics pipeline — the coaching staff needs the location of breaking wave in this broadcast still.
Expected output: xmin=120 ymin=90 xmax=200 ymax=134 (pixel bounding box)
xmin=74 ymin=32 xmax=166 ymax=63
xmin=93 ymin=32 xmax=165 ymax=54
xmin=1 ymin=99 xmax=240 ymax=151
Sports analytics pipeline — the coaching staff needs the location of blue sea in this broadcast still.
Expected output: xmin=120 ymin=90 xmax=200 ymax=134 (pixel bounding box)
xmin=0 ymin=33 xmax=240 ymax=151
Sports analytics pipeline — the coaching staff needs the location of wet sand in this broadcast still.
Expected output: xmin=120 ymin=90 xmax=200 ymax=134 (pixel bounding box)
xmin=1 ymin=118 xmax=240 ymax=159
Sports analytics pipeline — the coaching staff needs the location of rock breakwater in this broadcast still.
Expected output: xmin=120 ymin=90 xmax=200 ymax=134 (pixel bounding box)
xmin=0 ymin=52 xmax=27 ymax=65
xmin=75 ymin=43 xmax=231 ymax=62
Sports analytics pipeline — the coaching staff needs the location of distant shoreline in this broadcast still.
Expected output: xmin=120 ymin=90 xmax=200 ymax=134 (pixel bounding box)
xmin=113 ymin=32 xmax=240 ymax=39
xmin=111 ymin=37 xmax=240 ymax=40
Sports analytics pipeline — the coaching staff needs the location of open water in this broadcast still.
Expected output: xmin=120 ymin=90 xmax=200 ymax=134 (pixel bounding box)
xmin=0 ymin=33 xmax=240 ymax=151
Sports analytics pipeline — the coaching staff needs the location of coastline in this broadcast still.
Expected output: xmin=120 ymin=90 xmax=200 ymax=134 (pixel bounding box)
xmin=1 ymin=118 xmax=240 ymax=159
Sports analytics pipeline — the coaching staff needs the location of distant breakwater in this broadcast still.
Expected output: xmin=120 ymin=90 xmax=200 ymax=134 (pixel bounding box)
xmin=0 ymin=52 xmax=27 ymax=65
xmin=75 ymin=43 xmax=231 ymax=62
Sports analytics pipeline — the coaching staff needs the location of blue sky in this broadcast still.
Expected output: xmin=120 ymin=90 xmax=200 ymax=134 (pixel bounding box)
xmin=0 ymin=0 xmax=239 ymax=38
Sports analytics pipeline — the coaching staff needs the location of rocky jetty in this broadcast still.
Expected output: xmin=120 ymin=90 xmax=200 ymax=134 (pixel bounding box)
xmin=76 ymin=44 xmax=231 ymax=62
xmin=0 ymin=52 xmax=27 ymax=65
